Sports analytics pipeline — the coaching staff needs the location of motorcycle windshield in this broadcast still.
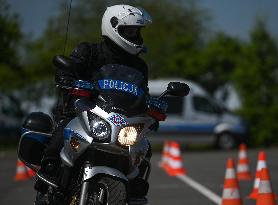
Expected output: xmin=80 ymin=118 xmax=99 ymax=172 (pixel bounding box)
xmin=96 ymin=64 xmax=147 ymax=116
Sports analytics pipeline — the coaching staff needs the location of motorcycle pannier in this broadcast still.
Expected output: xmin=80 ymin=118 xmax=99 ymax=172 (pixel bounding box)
xmin=18 ymin=112 xmax=53 ymax=166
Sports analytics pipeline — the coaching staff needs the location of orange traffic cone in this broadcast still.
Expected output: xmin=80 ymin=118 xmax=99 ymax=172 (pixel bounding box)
xmin=14 ymin=159 xmax=30 ymax=181
xmin=237 ymin=143 xmax=252 ymax=180
xmin=248 ymin=151 xmax=267 ymax=199
xmin=165 ymin=141 xmax=186 ymax=176
xmin=221 ymin=158 xmax=242 ymax=205
xmin=159 ymin=140 xmax=171 ymax=170
xmin=256 ymin=168 xmax=276 ymax=205
xmin=27 ymin=167 xmax=36 ymax=178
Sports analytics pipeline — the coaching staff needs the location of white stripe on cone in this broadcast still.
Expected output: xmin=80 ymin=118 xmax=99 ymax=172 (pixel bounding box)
xmin=254 ymin=178 xmax=260 ymax=189
xmin=259 ymin=181 xmax=273 ymax=194
xmin=222 ymin=188 xmax=241 ymax=199
xmin=257 ymin=160 xmax=266 ymax=170
xmin=252 ymin=160 xmax=267 ymax=188
xmin=237 ymin=164 xmax=249 ymax=172
xmin=169 ymin=147 xmax=180 ymax=157
xmin=17 ymin=166 xmax=27 ymax=173
xmin=239 ymin=151 xmax=247 ymax=159
xmin=225 ymin=168 xmax=236 ymax=179
xmin=168 ymin=158 xmax=183 ymax=169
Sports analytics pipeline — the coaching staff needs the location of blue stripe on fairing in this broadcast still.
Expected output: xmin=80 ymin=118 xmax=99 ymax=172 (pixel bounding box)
xmin=98 ymin=79 xmax=144 ymax=97
xmin=21 ymin=128 xmax=49 ymax=143
xmin=74 ymin=80 xmax=94 ymax=90
xmin=64 ymin=128 xmax=73 ymax=140
xmin=159 ymin=124 xmax=216 ymax=133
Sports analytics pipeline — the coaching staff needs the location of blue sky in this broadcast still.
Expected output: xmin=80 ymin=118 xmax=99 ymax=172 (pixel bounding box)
xmin=8 ymin=0 xmax=278 ymax=41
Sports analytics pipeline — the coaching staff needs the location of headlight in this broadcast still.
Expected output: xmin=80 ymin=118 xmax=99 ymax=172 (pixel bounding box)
xmin=118 ymin=124 xmax=144 ymax=146
xmin=89 ymin=115 xmax=111 ymax=142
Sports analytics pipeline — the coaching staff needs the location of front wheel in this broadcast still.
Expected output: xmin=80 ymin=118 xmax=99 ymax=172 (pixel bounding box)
xmin=87 ymin=176 xmax=127 ymax=205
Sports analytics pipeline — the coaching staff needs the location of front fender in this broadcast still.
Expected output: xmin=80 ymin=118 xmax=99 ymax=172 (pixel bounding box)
xmin=214 ymin=122 xmax=247 ymax=136
xmin=84 ymin=166 xmax=128 ymax=182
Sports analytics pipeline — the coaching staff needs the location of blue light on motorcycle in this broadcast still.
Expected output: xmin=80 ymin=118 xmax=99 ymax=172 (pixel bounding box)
xmin=89 ymin=116 xmax=111 ymax=141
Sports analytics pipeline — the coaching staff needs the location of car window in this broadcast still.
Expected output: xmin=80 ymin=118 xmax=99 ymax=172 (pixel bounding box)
xmin=193 ymin=96 xmax=219 ymax=114
xmin=161 ymin=96 xmax=184 ymax=116
xmin=0 ymin=96 xmax=21 ymax=117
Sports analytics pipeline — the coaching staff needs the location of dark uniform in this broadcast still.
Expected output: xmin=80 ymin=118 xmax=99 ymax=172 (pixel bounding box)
xmin=45 ymin=37 xmax=149 ymax=158
xmin=35 ymin=37 xmax=152 ymax=197
xmin=36 ymin=37 xmax=151 ymax=199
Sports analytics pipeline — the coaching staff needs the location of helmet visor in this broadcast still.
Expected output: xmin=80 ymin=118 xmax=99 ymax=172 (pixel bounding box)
xmin=118 ymin=26 xmax=143 ymax=45
xmin=138 ymin=7 xmax=152 ymax=24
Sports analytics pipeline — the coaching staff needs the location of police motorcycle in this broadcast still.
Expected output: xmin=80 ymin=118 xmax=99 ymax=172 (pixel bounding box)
xmin=18 ymin=56 xmax=189 ymax=205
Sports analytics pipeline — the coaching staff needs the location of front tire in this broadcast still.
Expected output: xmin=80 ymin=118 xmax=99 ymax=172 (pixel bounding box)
xmin=87 ymin=176 xmax=127 ymax=205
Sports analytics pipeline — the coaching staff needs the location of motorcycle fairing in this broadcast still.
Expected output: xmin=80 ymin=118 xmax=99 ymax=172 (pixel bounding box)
xmin=98 ymin=79 xmax=144 ymax=97
xmin=61 ymin=104 xmax=153 ymax=173
xmin=95 ymin=64 xmax=148 ymax=116
xmin=60 ymin=116 xmax=92 ymax=167
xmin=18 ymin=128 xmax=51 ymax=167
xmin=107 ymin=113 xmax=128 ymax=126
xmin=83 ymin=166 xmax=128 ymax=182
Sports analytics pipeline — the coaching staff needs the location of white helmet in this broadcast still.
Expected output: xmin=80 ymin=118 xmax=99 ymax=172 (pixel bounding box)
xmin=101 ymin=5 xmax=152 ymax=55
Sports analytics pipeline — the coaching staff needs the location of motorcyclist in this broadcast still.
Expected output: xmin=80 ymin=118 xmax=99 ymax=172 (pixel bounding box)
xmin=35 ymin=4 xmax=156 ymax=201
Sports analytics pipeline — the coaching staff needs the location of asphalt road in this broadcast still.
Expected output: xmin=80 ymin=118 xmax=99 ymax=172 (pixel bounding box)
xmin=0 ymin=148 xmax=277 ymax=205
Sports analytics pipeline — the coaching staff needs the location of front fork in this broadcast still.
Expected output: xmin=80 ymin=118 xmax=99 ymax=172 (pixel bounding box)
xmin=78 ymin=139 xmax=151 ymax=205
xmin=79 ymin=181 xmax=89 ymax=205
xmin=78 ymin=162 xmax=129 ymax=205
xmin=78 ymin=160 xmax=151 ymax=205
xmin=78 ymin=162 xmax=91 ymax=205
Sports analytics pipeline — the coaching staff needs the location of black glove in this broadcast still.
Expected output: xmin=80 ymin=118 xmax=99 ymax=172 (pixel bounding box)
xmin=149 ymin=120 xmax=159 ymax=131
xmin=55 ymin=68 xmax=76 ymax=88
xmin=53 ymin=55 xmax=77 ymax=87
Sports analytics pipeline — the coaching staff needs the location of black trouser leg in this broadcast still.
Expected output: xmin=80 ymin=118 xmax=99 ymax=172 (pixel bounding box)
xmin=44 ymin=118 xmax=72 ymax=157
xmin=34 ymin=118 xmax=72 ymax=193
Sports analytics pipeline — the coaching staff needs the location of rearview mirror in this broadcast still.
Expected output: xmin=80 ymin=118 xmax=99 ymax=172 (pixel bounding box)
xmin=158 ymin=82 xmax=190 ymax=99
xmin=52 ymin=55 xmax=75 ymax=70
xmin=167 ymin=82 xmax=190 ymax=97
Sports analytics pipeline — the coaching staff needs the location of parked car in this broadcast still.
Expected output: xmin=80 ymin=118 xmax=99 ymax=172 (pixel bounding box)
xmin=0 ymin=93 xmax=24 ymax=140
xmin=148 ymin=79 xmax=249 ymax=149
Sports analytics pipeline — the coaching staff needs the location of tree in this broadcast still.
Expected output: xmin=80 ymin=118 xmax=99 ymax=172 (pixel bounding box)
xmin=233 ymin=19 xmax=278 ymax=146
xmin=0 ymin=0 xmax=23 ymax=91
xmin=23 ymin=0 xmax=110 ymax=82
xmin=197 ymin=33 xmax=242 ymax=93
xmin=24 ymin=0 xmax=208 ymax=81
xmin=135 ymin=0 xmax=208 ymax=78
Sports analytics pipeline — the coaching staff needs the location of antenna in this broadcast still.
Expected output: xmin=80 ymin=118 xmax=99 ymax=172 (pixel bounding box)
xmin=63 ymin=0 xmax=73 ymax=55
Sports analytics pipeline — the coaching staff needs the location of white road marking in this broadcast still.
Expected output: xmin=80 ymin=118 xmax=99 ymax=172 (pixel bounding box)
xmin=153 ymin=184 xmax=180 ymax=189
xmin=176 ymin=174 xmax=222 ymax=205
